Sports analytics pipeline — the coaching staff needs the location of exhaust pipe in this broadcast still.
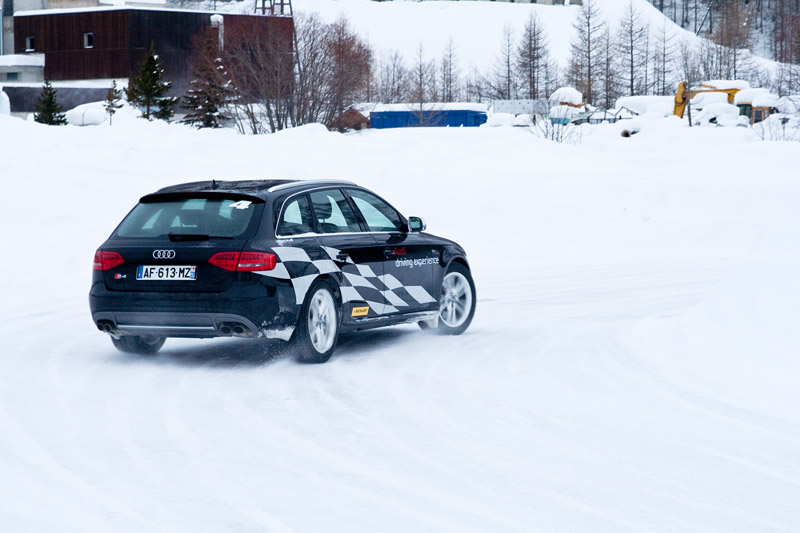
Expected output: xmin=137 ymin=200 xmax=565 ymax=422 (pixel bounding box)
xmin=219 ymin=322 xmax=251 ymax=337
xmin=97 ymin=321 xmax=115 ymax=333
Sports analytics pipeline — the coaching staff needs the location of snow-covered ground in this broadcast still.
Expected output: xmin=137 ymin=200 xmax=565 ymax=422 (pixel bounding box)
xmin=1 ymin=113 xmax=800 ymax=531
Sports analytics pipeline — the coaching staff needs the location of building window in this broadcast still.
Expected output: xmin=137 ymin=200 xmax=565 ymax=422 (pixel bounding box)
xmin=25 ymin=36 xmax=35 ymax=52
xmin=83 ymin=32 xmax=94 ymax=49
xmin=6 ymin=72 xmax=19 ymax=81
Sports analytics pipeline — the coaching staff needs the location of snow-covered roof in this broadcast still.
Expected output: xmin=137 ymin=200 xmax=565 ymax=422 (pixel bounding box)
xmin=16 ymin=5 xmax=220 ymax=16
xmin=734 ymin=88 xmax=769 ymax=105
xmin=0 ymin=54 xmax=45 ymax=68
xmin=550 ymin=87 xmax=583 ymax=106
xmin=371 ymin=103 xmax=488 ymax=113
xmin=752 ymin=94 xmax=780 ymax=108
xmin=0 ymin=79 xmax=125 ymax=89
xmin=702 ymin=80 xmax=751 ymax=91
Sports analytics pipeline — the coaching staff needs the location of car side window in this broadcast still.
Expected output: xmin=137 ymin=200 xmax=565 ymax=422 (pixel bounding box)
xmin=309 ymin=189 xmax=362 ymax=234
xmin=277 ymin=195 xmax=314 ymax=236
xmin=347 ymin=188 xmax=404 ymax=232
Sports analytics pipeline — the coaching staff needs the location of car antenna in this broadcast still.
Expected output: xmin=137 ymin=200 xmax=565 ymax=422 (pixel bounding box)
xmin=212 ymin=179 xmax=218 ymax=190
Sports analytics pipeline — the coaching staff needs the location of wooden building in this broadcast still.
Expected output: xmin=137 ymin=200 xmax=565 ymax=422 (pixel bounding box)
xmin=13 ymin=7 xmax=293 ymax=92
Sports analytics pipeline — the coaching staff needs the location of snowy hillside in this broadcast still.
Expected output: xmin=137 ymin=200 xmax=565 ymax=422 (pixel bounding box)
xmin=288 ymin=0 xmax=700 ymax=69
xmin=1 ymin=111 xmax=800 ymax=530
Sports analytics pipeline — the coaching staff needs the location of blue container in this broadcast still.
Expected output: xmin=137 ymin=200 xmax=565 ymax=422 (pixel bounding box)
xmin=370 ymin=108 xmax=488 ymax=129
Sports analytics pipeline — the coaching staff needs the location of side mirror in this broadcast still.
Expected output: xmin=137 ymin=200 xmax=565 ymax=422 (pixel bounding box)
xmin=408 ymin=216 xmax=426 ymax=232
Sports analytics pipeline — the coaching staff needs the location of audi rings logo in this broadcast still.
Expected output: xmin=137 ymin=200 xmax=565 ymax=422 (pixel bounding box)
xmin=153 ymin=249 xmax=176 ymax=260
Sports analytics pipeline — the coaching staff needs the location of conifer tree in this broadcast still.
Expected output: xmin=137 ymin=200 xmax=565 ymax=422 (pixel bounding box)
xmin=126 ymin=43 xmax=178 ymax=121
xmin=34 ymin=81 xmax=68 ymax=125
xmin=104 ymin=80 xmax=123 ymax=126
xmin=182 ymin=30 xmax=234 ymax=128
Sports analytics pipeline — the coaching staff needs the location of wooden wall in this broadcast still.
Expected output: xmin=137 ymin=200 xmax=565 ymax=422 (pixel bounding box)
xmin=13 ymin=10 xmax=294 ymax=93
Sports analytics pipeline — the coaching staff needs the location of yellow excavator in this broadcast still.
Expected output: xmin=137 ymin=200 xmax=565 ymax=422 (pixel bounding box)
xmin=673 ymin=81 xmax=741 ymax=118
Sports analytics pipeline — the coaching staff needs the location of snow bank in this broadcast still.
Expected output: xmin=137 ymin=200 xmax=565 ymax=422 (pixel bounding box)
xmin=777 ymin=96 xmax=800 ymax=114
xmin=701 ymin=102 xmax=741 ymax=116
xmin=512 ymin=113 xmax=534 ymax=126
xmin=64 ymin=100 xmax=143 ymax=126
xmin=716 ymin=114 xmax=750 ymax=127
xmin=0 ymin=90 xmax=9 ymax=115
xmin=483 ymin=112 xmax=515 ymax=127
xmin=615 ymin=95 xmax=674 ymax=116
xmin=691 ymin=102 xmax=741 ymax=126
xmin=66 ymin=102 xmax=108 ymax=126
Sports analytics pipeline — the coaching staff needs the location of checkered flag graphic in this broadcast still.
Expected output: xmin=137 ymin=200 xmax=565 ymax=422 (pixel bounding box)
xmin=256 ymin=246 xmax=436 ymax=315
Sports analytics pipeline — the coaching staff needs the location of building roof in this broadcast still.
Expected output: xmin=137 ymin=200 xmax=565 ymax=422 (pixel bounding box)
xmin=371 ymin=103 xmax=488 ymax=113
xmin=752 ymin=93 xmax=780 ymax=108
xmin=734 ymin=88 xmax=769 ymax=105
xmin=15 ymin=6 xmax=227 ymax=16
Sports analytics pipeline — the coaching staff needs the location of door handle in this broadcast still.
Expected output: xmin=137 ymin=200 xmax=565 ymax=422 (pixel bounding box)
xmin=383 ymin=248 xmax=394 ymax=257
xmin=336 ymin=253 xmax=350 ymax=262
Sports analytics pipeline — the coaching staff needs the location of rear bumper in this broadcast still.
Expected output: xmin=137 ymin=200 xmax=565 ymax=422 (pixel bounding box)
xmin=89 ymin=279 xmax=299 ymax=340
xmin=93 ymin=311 xmax=263 ymax=338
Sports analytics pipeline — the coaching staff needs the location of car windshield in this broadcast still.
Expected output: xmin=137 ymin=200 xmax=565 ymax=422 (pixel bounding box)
xmin=116 ymin=197 xmax=258 ymax=238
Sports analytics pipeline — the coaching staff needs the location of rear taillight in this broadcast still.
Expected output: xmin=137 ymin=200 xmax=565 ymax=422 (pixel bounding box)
xmin=209 ymin=251 xmax=276 ymax=272
xmin=93 ymin=250 xmax=125 ymax=271
xmin=208 ymin=252 xmax=239 ymax=271
xmin=237 ymin=252 xmax=277 ymax=271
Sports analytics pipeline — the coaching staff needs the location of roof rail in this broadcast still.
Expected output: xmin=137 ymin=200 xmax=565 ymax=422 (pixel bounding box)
xmin=267 ymin=179 xmax=356 ymax=193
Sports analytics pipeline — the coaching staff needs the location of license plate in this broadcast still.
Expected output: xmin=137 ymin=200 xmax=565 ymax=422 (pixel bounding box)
xmin=136 ymin=265 xmax=197 ymax=281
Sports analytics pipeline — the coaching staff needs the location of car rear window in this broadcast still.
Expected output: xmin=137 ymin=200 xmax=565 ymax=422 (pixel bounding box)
xmin=116 ymin=197 xmax=259 ymax=238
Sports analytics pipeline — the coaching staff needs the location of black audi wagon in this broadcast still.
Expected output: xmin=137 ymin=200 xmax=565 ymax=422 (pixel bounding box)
xmin=90 ymin=180 xmax=476 ymax=362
